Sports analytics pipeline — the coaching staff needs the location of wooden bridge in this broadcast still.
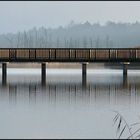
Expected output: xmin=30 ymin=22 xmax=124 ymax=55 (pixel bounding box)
xmin=0 ymin=47 xmax=140 ymax=85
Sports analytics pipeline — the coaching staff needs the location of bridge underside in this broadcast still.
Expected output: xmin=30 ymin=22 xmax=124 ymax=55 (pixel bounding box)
xmin=0 ymin=59 xmax=140 ymax=63
xmin=1 ymin=62 xmax=130 ymax=87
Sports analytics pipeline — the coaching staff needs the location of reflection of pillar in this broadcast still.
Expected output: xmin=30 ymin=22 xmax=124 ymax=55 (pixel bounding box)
xmin=82 ymin=63 xmax=87 ymax=87
xmin=41 ymin=63 xmax=46 ymax=85
xmin=29 ymin=84 xmax=37 ymax=104
xmin=2 ymin=63 xmax=7 ymax=85
xmin=123 ymin=74 xmax=128 ymax=88
xmin=9 ymin=85 xmax=17 ymax=105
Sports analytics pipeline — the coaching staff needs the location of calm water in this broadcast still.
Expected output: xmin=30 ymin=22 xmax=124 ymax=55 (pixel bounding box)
xmin=0 ymin=68 xmax=140 ymax=138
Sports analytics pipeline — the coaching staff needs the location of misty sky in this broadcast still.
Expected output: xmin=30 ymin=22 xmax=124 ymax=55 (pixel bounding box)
xmin=1 ymin=1 xmax=140 ymax=34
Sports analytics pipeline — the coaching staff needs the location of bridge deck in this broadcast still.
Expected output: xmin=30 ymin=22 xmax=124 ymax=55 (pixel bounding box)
xmin=0 ymin=48 xmax=139 ymax=63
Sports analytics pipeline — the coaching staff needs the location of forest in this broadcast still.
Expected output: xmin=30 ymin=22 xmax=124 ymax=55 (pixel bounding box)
xmin=0 ymin=21 xmax=140 ymax=48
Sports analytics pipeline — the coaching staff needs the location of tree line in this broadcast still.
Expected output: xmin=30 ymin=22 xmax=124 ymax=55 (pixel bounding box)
xmin=0 ymin=21 xmax=140 ymax=48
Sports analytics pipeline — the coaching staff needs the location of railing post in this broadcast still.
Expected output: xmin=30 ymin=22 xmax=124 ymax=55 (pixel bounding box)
xmin=41 ymin=63 xmax=46 ymax=85
xmin=2 ymin=63 xmax=7 ymax=85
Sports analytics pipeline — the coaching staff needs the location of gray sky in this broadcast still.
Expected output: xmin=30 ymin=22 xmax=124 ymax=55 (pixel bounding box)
xmin=1 ymin=1 xmax=140 ymax=34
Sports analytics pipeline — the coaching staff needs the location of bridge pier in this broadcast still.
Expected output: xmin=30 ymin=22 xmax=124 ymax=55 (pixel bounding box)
xmin=2 ymin=63 xmax=7 ymax=85
xmin=41 ymin=63 xmax=46 ymax=85
xmin=123 ymin=64 xmax=128 ymax=77
xmin=82 ymin=63 xmax=87 ymax=87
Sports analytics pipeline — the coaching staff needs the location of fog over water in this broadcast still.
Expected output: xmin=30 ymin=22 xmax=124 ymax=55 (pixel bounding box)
xmin=0 ymin=68 xmax=139 ymax=138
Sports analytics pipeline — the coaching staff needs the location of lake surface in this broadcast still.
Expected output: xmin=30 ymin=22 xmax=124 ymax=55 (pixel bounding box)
xmin=0 ymin=68 xmax=140 ymax=139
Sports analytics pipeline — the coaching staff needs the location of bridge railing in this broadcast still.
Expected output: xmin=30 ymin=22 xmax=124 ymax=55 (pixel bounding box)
xmin=0 ymin=48 xmax=139 ymax=62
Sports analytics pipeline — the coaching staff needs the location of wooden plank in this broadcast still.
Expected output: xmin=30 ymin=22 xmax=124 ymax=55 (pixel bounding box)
xmin=70 ymin=50 xmax=75 ymax=59
xmin=90 ymin=49 xmax=96 ymax=59
xmin=56 ymin=49 xmax=69 ymax=59
xmin=36 ymin=49 xmax=49 ymax=59
xmin=117 ymin=50 xmax=130 ymax=59
xmin=110 ymin=50 xmax=116 ymax=59
xmin=29 ymin=49 xmax=36 ymax=59
xmin=17 ymin=49 xmax=29 ymax=58
xmin=0 ymin=50 xmax=9 ymax=58
xmin=76 ymin=49 xmax=89 ymax=59
xmin=50 ymin=49 xmax=55 ymax=59
xmin=136 ymin=49 xmax=140 ymax=59
xmin=10 ymin=49 xmax=16 ymax=59
xmin=96 ymin=50 xmax=109 ymax=59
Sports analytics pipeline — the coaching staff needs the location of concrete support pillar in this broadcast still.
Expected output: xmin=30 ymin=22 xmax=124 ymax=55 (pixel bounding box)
xmin=41 ymin=63 xmax=46 ymax=85
xmin=123 ymin=64 xmax=127 ymax=77
xmin=2 ymin=63 xmax=7 ymax=85
xmin=82 ymin=63 xmax=87 ymax=87
xmin=122 ymin=62 xmax=130 ymax=88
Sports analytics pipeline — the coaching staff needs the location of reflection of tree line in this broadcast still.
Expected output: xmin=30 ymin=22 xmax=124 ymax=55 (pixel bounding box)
xmin=0 ymin=81 xmax=140 ymax=106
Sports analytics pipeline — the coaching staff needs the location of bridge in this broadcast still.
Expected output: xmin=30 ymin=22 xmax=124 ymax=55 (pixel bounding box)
xmin=0 ymin=47 xmax=140 ymax=85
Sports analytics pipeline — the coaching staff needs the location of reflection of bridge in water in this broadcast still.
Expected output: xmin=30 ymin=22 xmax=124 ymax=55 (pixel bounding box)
xmin=0 ymin=48 xmax=140 ymax=85
xmin=0 ymin=76 xmax=140 ymax=106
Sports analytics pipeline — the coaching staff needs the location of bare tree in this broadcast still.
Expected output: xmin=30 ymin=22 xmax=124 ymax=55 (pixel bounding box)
xmin=3 ymin=34 xmax=14 ymax=48
xmin=95 ymin=37 xmax=100 ymax=48
xmin=83 ymin=37 xmax=87 ymax=48
xmin=23 ymin=31 xmax=28 ymax=48
xmin=69 ymin=38 xmax=73 ymax=48
xmin=49 ymin=33 xmax=52 ymax=48
xmin=16 ymin=32 xmax=21 ymax=48
xmin=89 ymin=37 xmax=93 ymax=48
xmin=56 ymin=37 xmax=60 ymax=48
xmin=106 ymin=35 xmax=109 ymax=48
xmin=44 ymin=28 xmax=48 ymax=48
